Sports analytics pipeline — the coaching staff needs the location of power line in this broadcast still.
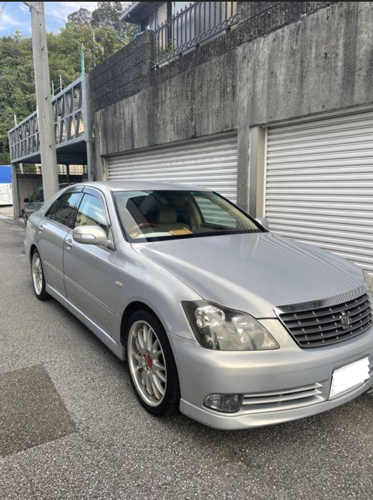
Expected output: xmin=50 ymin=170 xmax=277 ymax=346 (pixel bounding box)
xmin=0 ymin=2 xmax=7 ymax=19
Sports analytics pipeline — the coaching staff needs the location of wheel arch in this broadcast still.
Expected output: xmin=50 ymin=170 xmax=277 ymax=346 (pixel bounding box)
xmin=120 ymin=301 xmax=160 ymax=345
xmin=30 ymin=244 xmax=38 ymax=261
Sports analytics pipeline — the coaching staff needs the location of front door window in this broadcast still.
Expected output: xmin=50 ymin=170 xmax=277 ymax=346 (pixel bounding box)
xmin=74 ymin=194 xmax=109 ymax=236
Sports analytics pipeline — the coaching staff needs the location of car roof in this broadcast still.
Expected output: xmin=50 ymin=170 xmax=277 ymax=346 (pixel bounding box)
xmin=79 ymin=181 xmax=210 ymax=192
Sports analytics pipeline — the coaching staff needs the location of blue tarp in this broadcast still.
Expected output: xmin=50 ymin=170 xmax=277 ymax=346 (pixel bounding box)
xmin=0 ymin=166 xmax=12 ymax=184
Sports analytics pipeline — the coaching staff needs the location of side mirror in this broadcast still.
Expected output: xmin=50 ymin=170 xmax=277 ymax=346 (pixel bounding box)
xmin=255 ymin=217 xmax=269 ymax=230
xmin=24 ymin=198 xmax=30 ymax=203
xmin=73 ymin=226 xmax=108 ymax=246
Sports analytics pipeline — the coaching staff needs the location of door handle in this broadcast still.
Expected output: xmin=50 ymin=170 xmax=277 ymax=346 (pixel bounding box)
xmin=38 ymin=224 xmax=43 ymax=233
xmin=65 ymin=240 xmax=73 ymax=249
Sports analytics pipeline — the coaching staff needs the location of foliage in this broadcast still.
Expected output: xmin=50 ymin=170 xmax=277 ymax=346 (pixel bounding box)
xmin=68 ymin=8 xmax=92 ymax=26
xmin=0 ymin=152 xmax=11 ymax=165
xmin=0 ymin=2 xmax=137 ymax=163
xmin=0 ymin=32 xmax=35 ymax=164
xmin=92 ymin=1 xmax=138 ymax=39
xmin=47 ymin=22 xmax=125 ymax=90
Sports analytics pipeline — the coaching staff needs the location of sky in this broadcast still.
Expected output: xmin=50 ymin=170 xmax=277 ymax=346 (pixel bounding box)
xmin=0 ymin=2 xmax=99 ymax=36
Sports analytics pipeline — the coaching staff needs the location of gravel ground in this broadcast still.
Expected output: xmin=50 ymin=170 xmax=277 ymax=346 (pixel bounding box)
xmin=0 ymin=219 xmax=372 ymax=500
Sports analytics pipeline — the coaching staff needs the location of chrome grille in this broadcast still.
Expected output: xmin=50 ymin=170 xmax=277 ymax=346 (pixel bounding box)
xmin=242 ymin=383 xmax=324 ymax=413
xmin=277 ymin=292 xmax=372 ymax=348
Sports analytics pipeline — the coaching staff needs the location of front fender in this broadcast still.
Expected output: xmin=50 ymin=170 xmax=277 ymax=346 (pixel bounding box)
xmin=109 ymin=241 xmax=202 ymax=346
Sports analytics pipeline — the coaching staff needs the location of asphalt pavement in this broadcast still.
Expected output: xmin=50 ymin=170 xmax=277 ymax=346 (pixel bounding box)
xmin=0 ymin=219 xmax=372 ymax=500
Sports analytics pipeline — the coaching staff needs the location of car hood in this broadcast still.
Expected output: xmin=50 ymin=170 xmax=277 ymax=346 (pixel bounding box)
xmin=132 ymin=232 xmax=365 ymax=318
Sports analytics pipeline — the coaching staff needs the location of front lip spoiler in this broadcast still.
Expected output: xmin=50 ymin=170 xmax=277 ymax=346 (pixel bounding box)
xmin=179 ymin=376 xmax=373 ymax=430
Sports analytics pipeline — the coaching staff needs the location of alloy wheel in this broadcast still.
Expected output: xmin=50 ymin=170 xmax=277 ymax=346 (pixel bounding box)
xmin=32 ymin=252 xmax=43 ymax=296
xmin=128 ymin=320 xmax=167 ymax=406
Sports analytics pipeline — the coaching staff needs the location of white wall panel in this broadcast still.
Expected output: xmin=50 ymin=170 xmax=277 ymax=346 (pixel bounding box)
xmin=108 ymin=134 xmax=238 ymax=202
xmin=265 ymin=110 xmax=373 ymax=273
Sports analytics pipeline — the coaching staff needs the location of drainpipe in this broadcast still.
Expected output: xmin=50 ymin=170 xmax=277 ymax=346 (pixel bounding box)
xmin=11 ymin=163 xmax=20 ymax=219
xmin=83 ymin=73 xmax=94 ymax=181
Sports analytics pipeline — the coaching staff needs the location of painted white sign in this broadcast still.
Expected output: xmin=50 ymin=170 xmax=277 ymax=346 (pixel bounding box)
xmin=0 ymin=184 xmax=13 ymax=205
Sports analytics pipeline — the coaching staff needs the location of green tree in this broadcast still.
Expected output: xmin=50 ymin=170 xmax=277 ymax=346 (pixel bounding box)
xmin=91 ymin=1 xmax=137 ymax=39
xmin=68 ymin=7 xmax=92 ymax=26
xmin=0 ymin=32 xmax=35 ymax=164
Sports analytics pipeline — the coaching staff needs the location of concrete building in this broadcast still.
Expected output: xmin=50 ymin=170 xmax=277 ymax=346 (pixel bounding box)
xmin=88 ymin=1 xmax=373 ymax=275
xmin=9 ymin=2 xmax=373 ymax=275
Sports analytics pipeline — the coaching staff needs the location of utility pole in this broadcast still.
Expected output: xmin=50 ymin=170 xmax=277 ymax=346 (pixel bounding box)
xmin=27 ymin=1 xmax=59 ymax=201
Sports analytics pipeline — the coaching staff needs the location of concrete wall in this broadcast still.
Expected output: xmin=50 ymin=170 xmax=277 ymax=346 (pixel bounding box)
xmin=91 ymin=1 xmax=373 ymax=211
xmin=239 ymin=1 xmax=373 ymax=126
xmin=90 ymin=31 xmax=154 ymax=114
xmin=17 ymin=176 xmax=41 ymax=212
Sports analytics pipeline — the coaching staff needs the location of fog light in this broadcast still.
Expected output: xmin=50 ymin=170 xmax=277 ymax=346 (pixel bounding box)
xmin=203 ymin=394 xmax=243 ymax=413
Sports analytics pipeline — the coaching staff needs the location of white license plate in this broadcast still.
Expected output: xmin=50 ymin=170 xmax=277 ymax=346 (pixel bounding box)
xmin=330 ymin=357 xmax=370 ymax=399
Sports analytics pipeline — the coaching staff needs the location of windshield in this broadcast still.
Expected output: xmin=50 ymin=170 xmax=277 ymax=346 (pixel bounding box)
xmin=113 ymin=190 xmax=263 ymax=242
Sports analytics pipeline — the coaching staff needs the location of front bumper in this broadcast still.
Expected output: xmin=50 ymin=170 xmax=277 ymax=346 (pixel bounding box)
xmin=169 ymin=320 xmax=373 ymax=430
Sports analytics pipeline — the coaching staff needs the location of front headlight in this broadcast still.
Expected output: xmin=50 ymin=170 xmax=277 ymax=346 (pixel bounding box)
xmin=363 ymin=270 xmax=373 ymax=294
xmin=182 ymin=301 xmax=279 ymax=351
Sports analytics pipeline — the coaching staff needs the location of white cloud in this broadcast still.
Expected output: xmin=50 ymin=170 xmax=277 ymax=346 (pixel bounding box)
xmin=0 ymin=2 xmax=122 ymax=35
xmin=44 ymin=2 xmax=99 ymax=24
xmin=19 ymin=4 xmax=29 ymax=14
xmin=0 ymin=11 xmax=30 ymax=33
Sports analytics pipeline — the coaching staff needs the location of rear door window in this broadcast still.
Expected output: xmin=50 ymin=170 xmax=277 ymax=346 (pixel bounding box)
xmin=46 ymin=192 xmax=82 ymax=228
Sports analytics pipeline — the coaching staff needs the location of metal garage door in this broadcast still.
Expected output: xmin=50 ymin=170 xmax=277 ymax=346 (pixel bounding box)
xmin=265 ymin=109 xmax=373 ymax=273
xmin=107 ymin=134 xmax=238 ymax=202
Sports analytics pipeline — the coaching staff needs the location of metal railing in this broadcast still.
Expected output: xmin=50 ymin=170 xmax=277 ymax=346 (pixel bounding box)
xmin=154 ymin=1 xmax=239 ymax=67
xmin=8 ymin=77 xmax=86 ymax=163
xmin=32 ymin=164 xmax=86 ymax=175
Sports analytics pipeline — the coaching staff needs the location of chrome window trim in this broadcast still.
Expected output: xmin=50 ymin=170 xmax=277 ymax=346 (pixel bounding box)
xmin=44 ymin=217 xmax=72 ymax=233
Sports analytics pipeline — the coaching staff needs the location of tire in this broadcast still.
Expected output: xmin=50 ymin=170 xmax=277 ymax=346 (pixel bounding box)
xmin=31 ymin=249 xmax=50 ymax=301
xmin=22 ymin=211 xmax=28 ymax=225
xmin=125 ymin=309 xmax=180 ymax=417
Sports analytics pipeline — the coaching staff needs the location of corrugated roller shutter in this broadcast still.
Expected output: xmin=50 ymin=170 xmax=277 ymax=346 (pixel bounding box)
xmin=265 ymin=109 xmax=373 ymax=273
xmin=108 ymin=134 xmax=238 ymax=202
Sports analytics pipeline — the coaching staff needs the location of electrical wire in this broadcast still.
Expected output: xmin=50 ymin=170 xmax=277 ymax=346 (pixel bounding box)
xmin=0 ymin=2 xmax=7 ymax=19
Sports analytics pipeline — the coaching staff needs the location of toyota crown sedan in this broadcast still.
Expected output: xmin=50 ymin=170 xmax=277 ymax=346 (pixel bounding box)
xmin=24 ymin=181 xmax=373 ymax=430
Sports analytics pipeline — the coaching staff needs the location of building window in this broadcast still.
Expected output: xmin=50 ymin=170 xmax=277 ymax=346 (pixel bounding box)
xmin=141 ymin=11 xmax=157 ymax=31
xmin=173 ymin=2 xmax=191 ymax=15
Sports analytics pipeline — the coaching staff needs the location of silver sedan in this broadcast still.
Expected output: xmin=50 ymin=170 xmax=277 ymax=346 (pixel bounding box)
xmin=24 ymin=181 xmax=373 ymax=429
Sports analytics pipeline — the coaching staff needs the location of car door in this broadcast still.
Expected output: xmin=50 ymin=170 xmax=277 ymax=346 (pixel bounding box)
xmin=37 ymin=189 xmax=82 ymax=297
xmin=63 ymin=187 xmax=116 ymax=335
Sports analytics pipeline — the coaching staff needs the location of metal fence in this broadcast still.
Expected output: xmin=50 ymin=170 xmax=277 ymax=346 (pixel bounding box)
xmin=8 ymin=77 xmax=86 ymax=163
xmin=154 ymin=1 xmax=239 ymax=67
xmin=33 ymin=164 xmax=85 ymax=175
